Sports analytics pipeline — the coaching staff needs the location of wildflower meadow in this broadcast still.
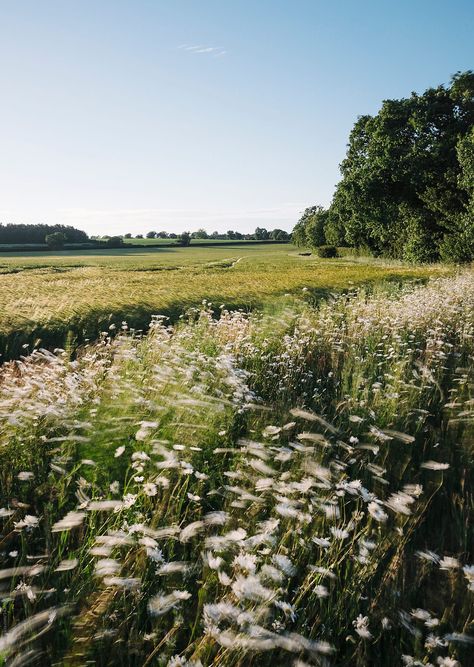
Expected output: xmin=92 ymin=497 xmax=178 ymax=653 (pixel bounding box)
xmin=0 ymin=271 xmax=472 ymax=666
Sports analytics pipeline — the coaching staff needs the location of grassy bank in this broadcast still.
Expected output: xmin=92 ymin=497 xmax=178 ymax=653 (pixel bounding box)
xmin=0 ymin=272 xmax=472 ymax=665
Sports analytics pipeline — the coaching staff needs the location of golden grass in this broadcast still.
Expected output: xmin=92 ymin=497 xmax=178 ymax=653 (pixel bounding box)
xmin=0 ymin=244 xmax=450 ymax=359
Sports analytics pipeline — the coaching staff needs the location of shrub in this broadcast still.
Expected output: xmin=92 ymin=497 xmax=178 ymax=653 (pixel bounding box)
xmin=316 ymin=244 xmax=338 ymax=258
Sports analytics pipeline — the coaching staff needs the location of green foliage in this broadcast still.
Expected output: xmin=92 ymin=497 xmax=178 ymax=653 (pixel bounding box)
xmin=270 ymin=228 xmax=290 ymax=240
xmin=191 ymin=228 xmax=208 ymax=239
xmin=292 ymin=205 xmax=329 ymax=247
xmin=254 ymin=226 xmax=269 ymax=240
xmin=45 ymin=231 xmax=66 ymax=249
xmin=324 ymin=207 xmax=346 ymax=246
xmin=298 ymin=72 xmax=474 ymax=262
xmin=178 ymin=231 xmax=191 ymax=246
xmin=439 ymin=226 xmax=474 ymax=263
xmin=316 ymin=244 xmax=338 ymax=258
xmin=1 ymin=223 xmax=88 ymax=244
xmin=105 ymin=235 xmax=124 ymax=248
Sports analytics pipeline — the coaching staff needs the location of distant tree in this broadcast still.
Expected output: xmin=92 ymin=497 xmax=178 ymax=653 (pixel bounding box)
xmin=106 ymin=236 xmax=124 ymax=248
xmin=124 ymin=233 xmax=132 ymax=238
xmin=0 ymin=223 xmax=88 ymax=245
xmin=226 ymin=230 xmax=236 ymax=239
xmin=45 ymin=232 xmax=66 ymax=250
xmin=169 ymin=233 xmax=177 ymax=239
xmin=135 ymin=234 xmax=143 ymax=239
xmin=270 ymin=229 xmax=290 ymax=241
xmin=146 ymin=231 xmax=157 ymax=239
xmin=192 ymin=228 xmax=208 ymax=239
xmin=157 ymin=231 xmax=169 ymax=238
xmin=178 ymin=231 xmax=191 ymax=246
xmin=254 ymin=227 xmax=269 ymax=240
xmin=211 ymin=231 xmax=219 ymax=238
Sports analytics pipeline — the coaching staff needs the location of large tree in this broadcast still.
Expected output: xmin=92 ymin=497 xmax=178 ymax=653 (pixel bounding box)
xmin=329 ymin=71 xmax=474 ymax=261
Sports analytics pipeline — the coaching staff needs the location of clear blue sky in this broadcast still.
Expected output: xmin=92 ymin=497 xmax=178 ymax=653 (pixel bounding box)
xmin=0 ymin=0 xmax=472 ymax=236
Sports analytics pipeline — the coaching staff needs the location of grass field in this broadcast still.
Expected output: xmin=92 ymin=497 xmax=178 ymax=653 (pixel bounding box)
xmin=0 ymin=271 xmax=472 ymax=665
xmin=0 ymin=244 xmax=450 ymax=361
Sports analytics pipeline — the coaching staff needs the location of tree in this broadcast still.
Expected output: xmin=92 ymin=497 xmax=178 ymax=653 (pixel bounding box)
xmin=0 ymin=223 xmax=88 ymax=245
xmin=178 ymin=231 xmax=191 ymax=246
xmin=124 ymin=233 xmax=132 ymax=238
xmin=270 ymin=229 xmax=290 ymax=240
xmin=45 ymin=232 xmax=66 ymax=250
xmin=330 ymin=71 xmax=474 ymax=261
xmin=291 ymin=206 xmax=328 ymax=247
xmin=305 ymin=207 xmax=329 ymax=247
xmin=440 ymin=126 xmax=474 ymax=261
xmin=135 ymin=234 xmax=143 ymax=239
xmin=106 ymin=236 xmax=124 ymax=248
xmin=146 ymin=231 xmax=157 ymax=239
xmin=254 ymin=227 xmax=269 ymax=240
xmin=192 ymin=228 xmax=208 ymax=239
xmin=291 ymin=216 xmax=309 ymax=247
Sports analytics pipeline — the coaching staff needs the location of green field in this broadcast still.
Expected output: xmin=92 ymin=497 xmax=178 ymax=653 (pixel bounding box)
xmin=0 ymin=243 xmax=449 ymax=360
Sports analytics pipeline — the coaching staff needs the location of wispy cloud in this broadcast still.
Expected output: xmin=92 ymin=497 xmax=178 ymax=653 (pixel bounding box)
xmin=178 ymin=44 xmax=226 ymax=57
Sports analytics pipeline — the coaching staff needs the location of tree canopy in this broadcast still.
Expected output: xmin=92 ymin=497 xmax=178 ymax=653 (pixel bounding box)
xmin=0 ymin=223 xmax=88 ymax=245
xmin=294 ymin=71 xmax=474 ymax=262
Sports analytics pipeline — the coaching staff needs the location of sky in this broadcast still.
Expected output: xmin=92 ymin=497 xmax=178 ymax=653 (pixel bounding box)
xmin=0 ymin=0 xmax=473 ymax=236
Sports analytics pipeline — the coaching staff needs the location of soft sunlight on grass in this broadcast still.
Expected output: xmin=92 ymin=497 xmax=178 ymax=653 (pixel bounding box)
xmin=0 ymin=244 xmax=450 ymax=360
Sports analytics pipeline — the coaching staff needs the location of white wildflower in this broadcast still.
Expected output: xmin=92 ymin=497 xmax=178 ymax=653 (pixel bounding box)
xmin=352 ymin=614 xmax=372 ymax=639
xmin=14 ymin=515 xmax=40 ymax=531
xmin=368 ymin=501 xmax=388 ymax=523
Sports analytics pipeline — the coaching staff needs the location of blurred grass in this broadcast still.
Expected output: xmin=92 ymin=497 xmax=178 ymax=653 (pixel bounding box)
xmin=0 ymin=273 xmax=472 ymax=666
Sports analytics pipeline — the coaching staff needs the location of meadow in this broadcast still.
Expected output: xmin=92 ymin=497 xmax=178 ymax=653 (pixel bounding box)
xmin=0 ymin=270 xmax=472 ymax=666
xmin=0 ymin=244 xmax=449 ymax=361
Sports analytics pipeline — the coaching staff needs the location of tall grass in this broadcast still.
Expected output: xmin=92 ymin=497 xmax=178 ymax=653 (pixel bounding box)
xmin=0 ymin=272 xmax=472 ymax=666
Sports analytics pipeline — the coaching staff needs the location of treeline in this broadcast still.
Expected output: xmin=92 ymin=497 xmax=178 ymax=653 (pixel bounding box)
xmin=124 ymin=227 xmax=291 ymax=241
xmin=0 ymin=223 xmax=89 ymax=245
xmin=294 ymin=71 xmax=474 ymax=262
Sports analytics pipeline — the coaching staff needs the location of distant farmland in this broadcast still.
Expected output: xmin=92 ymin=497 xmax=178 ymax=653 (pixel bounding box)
xmin=0 ymin=243 xmax=448 ymax=360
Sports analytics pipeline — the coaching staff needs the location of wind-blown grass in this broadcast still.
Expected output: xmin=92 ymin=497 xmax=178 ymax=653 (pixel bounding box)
xmin=0 ymin=244 xmax=448 ymax=360
xmin=0 ymin=272 xmax=472 ymax=666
